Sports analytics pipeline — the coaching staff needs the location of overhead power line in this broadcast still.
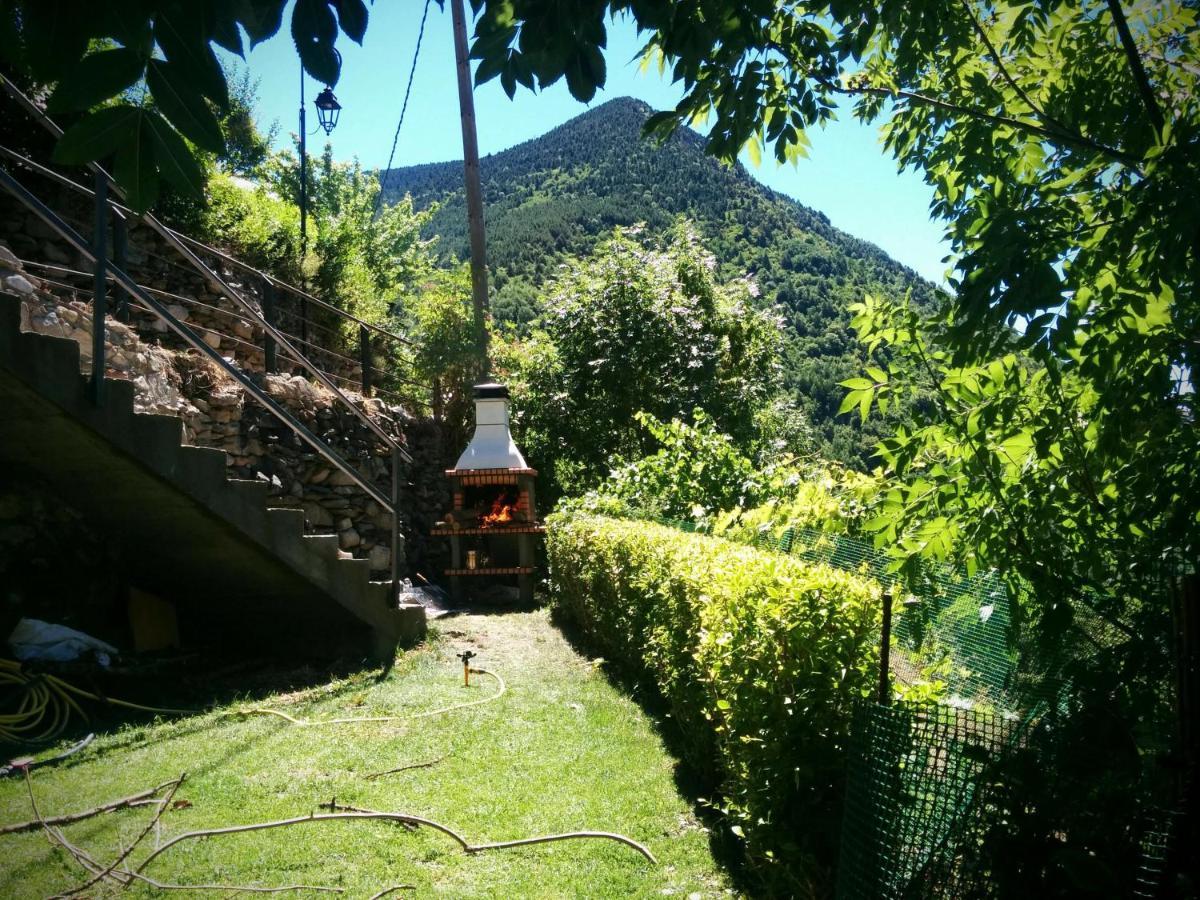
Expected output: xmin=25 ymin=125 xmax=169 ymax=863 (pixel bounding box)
xmin=374 ymin=0 xmax=434 ymax=217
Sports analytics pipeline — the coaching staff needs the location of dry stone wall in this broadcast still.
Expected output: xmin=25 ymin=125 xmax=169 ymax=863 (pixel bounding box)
xmin=0 ymin=188 xmax=363 ymax=387
xmin=2 ymin=242 xmax=450 ymax=579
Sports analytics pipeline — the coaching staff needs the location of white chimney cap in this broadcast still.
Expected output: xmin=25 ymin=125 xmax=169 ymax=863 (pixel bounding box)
xmin=454 ymin=383 xmax=530 ymax=471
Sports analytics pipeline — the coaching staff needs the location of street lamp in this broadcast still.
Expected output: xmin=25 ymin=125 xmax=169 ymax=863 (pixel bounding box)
xmin=314 ymin=87 xmax=342 ymax=135
xmin=298 ymin=62 xmax=341 ymax=344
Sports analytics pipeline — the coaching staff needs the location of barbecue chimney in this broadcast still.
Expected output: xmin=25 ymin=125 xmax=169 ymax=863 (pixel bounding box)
xmin=454 ymin=383 xmax=528 ymax=471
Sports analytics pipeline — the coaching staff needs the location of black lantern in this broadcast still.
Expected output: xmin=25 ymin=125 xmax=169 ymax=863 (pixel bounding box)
xmin=313 ymin=87 xmax=341 ymax=135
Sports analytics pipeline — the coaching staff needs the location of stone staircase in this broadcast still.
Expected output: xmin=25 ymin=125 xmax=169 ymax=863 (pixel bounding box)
xmin=0 ymin=289 xmax=425 ymax=660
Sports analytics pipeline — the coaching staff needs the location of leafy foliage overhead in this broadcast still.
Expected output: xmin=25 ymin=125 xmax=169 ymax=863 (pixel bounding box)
xmin=0 ymin=0 xmax=381 ymax=210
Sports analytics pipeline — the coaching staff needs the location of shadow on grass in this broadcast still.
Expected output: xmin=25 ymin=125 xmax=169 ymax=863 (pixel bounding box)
xmin=544 ymin=602 xmax=763 ymax=898
xmin=1 ymin=635 xmax=439 ymax=772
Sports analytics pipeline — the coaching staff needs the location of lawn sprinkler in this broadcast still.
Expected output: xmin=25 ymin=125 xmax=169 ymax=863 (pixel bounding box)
xmin=457 ymin=650 xmax=477 ymax=687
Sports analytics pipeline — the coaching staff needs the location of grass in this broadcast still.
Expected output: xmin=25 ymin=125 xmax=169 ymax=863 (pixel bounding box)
xmin=0 ymin=609 xmax=737 ymax=898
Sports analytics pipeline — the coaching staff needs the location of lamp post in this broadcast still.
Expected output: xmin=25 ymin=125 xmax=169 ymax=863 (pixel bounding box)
xmin=298 ymin=68 xmax=342 ymax=345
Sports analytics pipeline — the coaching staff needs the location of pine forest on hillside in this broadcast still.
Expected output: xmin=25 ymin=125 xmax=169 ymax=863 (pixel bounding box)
xmin=382 ymin=97 xmax=939 ymax=466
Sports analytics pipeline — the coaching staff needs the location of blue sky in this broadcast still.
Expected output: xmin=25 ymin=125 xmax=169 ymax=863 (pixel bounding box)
xmin=231 ymin=3 xmax=952 ymax=285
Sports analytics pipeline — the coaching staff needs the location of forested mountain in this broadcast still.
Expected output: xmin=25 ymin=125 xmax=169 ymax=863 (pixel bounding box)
xmin=381 ymin=97 xmax=941 ymax=465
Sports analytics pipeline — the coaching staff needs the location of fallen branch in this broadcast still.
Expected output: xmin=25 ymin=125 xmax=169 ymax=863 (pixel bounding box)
xmin=240 ymin=667 xmax=505 ymax=727
xmin=21 ymin=770 xmax=342 ymax=895
xmin=369 ymin=886 xmax=416 ymax=900
xmin=132 ymin=803 xmax=657 ymax=874
xmin=53 ymin=774 xmax=186 ymax=898
xmin=23 ymin=769 xmax=121 ymax=886
xmin=0 ymin=778 xmax=173 ymax=835
xmin=364 ymin=754 xmax=448 ymax=780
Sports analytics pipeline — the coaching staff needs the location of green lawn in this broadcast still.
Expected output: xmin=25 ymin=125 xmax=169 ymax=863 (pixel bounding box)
xmin=0 ymin=609 xmax=736 ymax=898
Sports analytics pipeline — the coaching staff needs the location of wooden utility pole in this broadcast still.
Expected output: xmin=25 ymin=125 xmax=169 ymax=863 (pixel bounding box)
xmin=450 ymin=0 xmax=490 ymax=380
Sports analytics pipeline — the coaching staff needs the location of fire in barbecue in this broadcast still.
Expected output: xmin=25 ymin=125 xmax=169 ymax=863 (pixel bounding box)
xmin=480 ymin=494 xmax=517 ymax=527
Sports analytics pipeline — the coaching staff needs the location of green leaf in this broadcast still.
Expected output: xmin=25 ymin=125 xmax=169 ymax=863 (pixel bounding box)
xmin=333 ymin=0 xmax=368 ymax=44
xmin=211 ymin=11 xmax=245 ymax=57
xmin=564 ymin=53 xmax=595 ymax=103
xmin=292 ymin=0 xmax=341 ymax=86
xmin=113 ymin=116 xmax=157 ymax=212
xmin=500 ymin=66 xmax=517 ymax=99
xmin=858 ymin=388 xmax=873 ymax=422
xmin=234 ymin=0 xmax=287 ymax=48
xmin=144 ymin=110 xmax=204 ymax=196
xmin=52 ymin=105 xmax=143 ymax=165
xmin=47 ymin=48 xmax=147 ymax=113
xmin=146 ymin=60 xmax=225 ymax=153
xmin=474 ymin=53 xmax=506 ymax=87
xmin=745 ymin=135 xmax=762 ymax=168
xmin=155 ymin=5 xmax=230 ymax=110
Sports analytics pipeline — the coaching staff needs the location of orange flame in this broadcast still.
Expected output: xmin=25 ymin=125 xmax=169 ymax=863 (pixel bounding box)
xmin=480 ymin=494 xmax=517 ymax=527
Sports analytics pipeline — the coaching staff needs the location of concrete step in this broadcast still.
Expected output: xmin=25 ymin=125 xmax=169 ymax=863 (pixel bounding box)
xmin=0 ymin=290 xmax=426 ymax=657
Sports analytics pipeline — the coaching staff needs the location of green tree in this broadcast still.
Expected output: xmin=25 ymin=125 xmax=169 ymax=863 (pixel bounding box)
xmin=505 ymin=222 xmax=786 ymax=499
xmin=401 ymin=265 xmax=479 ymax=446
xmin=262 ymin=143 xmax=433 ymax=329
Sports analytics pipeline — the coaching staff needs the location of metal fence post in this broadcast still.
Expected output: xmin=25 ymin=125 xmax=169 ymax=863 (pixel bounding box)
xmin=878 ymin=591 xmax=893 ymax=705
xmin=262 ymin=279 xmax=277 ymax=374
xmin=359 ymin=323 xmax=372 ymax=396
xmin=90 ymin=171 xmax=108 ymax=404
xmin=112 ymin=211 xmax=128 ymax=322
xmin=390 ymin=446 xmax=401 ymax=608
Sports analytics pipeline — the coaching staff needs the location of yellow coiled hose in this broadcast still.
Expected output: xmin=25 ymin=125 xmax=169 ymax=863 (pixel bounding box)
xmin=1 ymin=658 xmax=194 ymax=744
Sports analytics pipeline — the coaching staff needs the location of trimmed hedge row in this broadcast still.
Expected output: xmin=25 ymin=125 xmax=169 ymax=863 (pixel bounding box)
xmin=546 ymin=513 xmax=882 ymax=887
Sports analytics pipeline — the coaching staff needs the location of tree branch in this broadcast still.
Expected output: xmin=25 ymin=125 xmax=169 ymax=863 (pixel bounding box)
xmin=833 ymin=84 xmax=1144 ymax=172
xmin=1105 ymin=0 xmax=1166 ymax=137
xmin=0 ymin=780 xmax=174 ymax=835
xmin=958 ymin=0 xmax=1057 ymax=127
xmin=53 ymin=775 xmax=187 ymax=898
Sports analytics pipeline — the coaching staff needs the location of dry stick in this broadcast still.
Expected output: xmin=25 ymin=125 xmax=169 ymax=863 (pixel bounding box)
xmin=330 ymin=801 xmax=658 ymax=864
xmin=132 ymin=808 xmax=658 ymax=876
xmin=21 ymin=769 xmax=342 ymax=896
xmin=53 ymin=773 xmax=187 ymax=898
xmin=325 ymin=800 xmax=417 ymax=832
xmin=369 ymin=886 xmax=417 ymax=900
xmin=364 ymin=754 xmax=448 ymax=780
xmin=241 ymin=668 xmax=506 ymax=727
xmin=0 ymin=780 xmax=174 ymax=835
xmin=22 ymin=769 xmax=121 ymax=885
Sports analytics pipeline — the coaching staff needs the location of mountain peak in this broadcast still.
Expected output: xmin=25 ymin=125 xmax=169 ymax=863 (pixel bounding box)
xmin=379 ymin=101 xmax=934 ymax=464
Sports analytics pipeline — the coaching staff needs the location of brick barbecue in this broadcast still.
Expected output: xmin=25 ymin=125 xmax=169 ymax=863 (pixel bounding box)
xmin=434 ymin=383 xmax=542 ymax=603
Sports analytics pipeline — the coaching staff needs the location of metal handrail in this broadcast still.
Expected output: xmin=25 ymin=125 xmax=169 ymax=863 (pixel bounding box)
xmin=0 ymin=77 xmax=421 ymax=605
xmin=16 ymin=257 xmax=434 ymax=408
xmin=0 ymin=164 xmax=406 ymax=604
xmin=0 ymin=83 xmax=410 ymax=468
xmin=0 ymin=142 xmax=416 ymax=349
xmin=2 ymin=154 xmax=429 ymax=410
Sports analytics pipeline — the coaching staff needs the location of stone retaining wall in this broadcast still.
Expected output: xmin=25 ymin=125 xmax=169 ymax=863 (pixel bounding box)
xmin=2 ymin=242 xmax=450 ymax=579
xmin=0 ymin=187 xmax=366 ymax=389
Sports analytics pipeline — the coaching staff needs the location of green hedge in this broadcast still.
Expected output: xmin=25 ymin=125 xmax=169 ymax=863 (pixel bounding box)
xmin=546 ymin=513 xmax=882 ymax=888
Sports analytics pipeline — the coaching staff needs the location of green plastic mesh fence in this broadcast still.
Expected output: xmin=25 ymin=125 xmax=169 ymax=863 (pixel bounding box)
xmin=636 ymin=515 xmax=1176 ymax=896
xmin=836 ymin=701 xmax=1025 ymax=900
